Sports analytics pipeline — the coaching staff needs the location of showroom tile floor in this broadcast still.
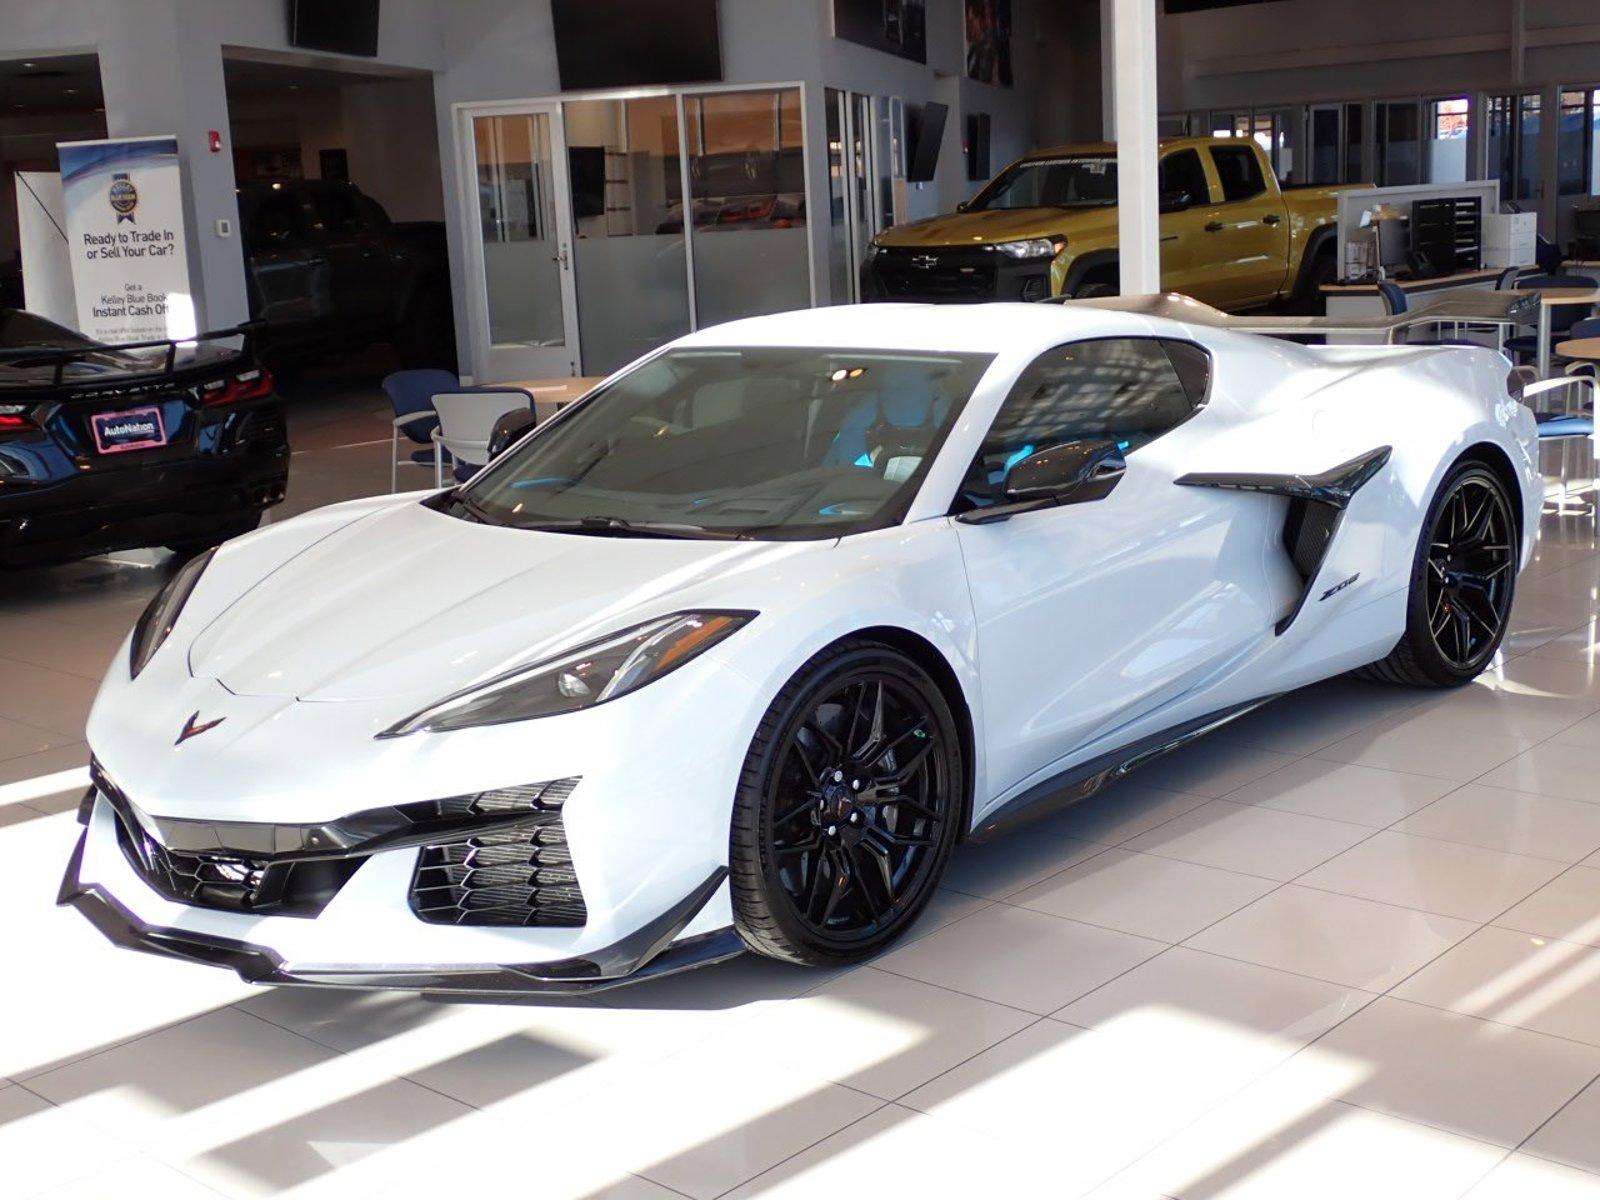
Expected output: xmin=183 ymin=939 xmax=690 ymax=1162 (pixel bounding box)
xmin=4 ymin=383 xmax=1600 ymax=1197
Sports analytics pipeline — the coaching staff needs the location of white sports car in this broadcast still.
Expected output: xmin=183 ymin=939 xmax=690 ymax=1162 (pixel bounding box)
xmin=62 ymin=296 xmax=1541 ymax=994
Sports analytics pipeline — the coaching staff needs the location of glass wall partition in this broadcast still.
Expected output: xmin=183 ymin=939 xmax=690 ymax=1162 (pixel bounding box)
xmin=1376 ymin=100 xmax=1421 ymax=185
xmin=684 ymin=87 xmax=808 ymax=328
xmin=1425 ymin=97 xmax=1469 ymax=183
xmin=1344 ymin=103 xmax=1366 ymax=182
xmin=563 ymin=95 xmax=690 ymax=375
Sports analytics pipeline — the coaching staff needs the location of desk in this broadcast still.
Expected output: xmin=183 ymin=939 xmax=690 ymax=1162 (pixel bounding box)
xmin=1554 ymin=336 xmax=1600 ymax=365
xmin=496 ymin=376 xmax=605 ymax=419
xmin=1510 ymin=289 xmax=1600 ymax=378
xmin=1320 ymin=268 xmax=1507 ymax=345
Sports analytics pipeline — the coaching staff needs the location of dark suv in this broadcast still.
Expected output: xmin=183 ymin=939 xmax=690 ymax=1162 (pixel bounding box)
xmin=237 ymin=181 xmax=454 ymax=369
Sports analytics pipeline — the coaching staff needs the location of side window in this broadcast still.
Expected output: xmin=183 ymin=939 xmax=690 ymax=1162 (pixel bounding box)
xmin=1159 ymin=149 xmax=1210 ymax=207
xmin=243 ymin=192 xmax=305 ymax=251
xmin=1208 ymin=145 xmax=1267 ymax=203
xmin=967 ymin=338 xmax=1205 ymax=499
xmin=308 ymin=187 xmax=364 ymax=237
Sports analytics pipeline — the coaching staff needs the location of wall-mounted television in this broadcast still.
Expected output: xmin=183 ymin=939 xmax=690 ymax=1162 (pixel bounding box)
xmin=551 ymin=0 xmax=722 ymax=91
xmin=907 ymin=102 xmax=948 ymax=183
xmin=286 ymin=0 xmax=380 ymax=57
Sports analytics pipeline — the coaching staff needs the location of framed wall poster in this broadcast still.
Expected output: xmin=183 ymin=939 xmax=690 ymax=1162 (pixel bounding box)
xmin=833 ymin=0 xmax=927 ymax=64
xmin=965 ymin=0 xmax=1013 ymax=87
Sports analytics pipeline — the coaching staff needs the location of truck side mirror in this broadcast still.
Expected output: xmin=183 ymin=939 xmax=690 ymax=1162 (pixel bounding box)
xmin=1160 ymin=190 xmax=1194 ymax=214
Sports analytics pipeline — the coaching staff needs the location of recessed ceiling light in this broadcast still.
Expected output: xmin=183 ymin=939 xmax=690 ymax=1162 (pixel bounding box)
xmin=21 ymin=61 xmax=35 ymax=68
xmin=288 ymin=84 xmax=300 ymax=90
xmin=63 ymin=87 xmax=77 ymax=94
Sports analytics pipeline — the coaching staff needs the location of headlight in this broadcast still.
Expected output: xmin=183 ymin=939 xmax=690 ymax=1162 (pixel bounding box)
xmin=381 ymin=610 xmax=755 ymax=737
xmin=994 ymin=236 xmax=1067 ymax=259
xmin=129 ymin=548 xmax=216 ymax=679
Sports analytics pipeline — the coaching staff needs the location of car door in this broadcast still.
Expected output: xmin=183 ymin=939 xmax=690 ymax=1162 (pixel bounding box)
xmin=953 ymin=337 xmax=1281 ymax=805
xmin=1198 ymin=143 xmax=1291 ymax=309
xmin=1156 ymin=148 xmax=1218 ymax=304
xmin=239 ymin=188 xmax=326 ymax=331
xmin=305 ymin=184 xmax=392 ymax=336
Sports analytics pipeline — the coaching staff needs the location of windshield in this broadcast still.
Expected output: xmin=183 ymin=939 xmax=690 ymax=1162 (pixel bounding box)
xmin=458 ymin=347 xmax=995 ymax=539
xmin=970 ymin=156 xmax=1118 ymax=211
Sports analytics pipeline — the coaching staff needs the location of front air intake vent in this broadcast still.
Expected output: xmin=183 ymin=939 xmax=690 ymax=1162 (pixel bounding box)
xmin=409 ymin=779 xmax=586 ymax=927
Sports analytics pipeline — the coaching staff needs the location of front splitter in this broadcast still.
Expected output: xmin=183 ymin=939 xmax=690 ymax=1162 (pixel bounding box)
xmin=58 ymin=833 xmax=744 ymax=997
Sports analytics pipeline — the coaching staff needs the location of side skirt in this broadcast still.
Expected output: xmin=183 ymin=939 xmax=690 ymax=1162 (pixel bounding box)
xmin=969 ymin=696 xmax=1278 ymax=843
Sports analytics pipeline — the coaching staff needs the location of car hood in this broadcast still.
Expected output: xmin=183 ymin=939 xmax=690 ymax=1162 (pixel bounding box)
xmin=187 ymin=498 xmax=815 ymax=703
xmin=875 ymin=206 xmax=1108 ymax=248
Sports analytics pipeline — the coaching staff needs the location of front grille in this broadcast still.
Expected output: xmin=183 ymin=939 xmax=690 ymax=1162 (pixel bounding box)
xmin=409 ymin=779 xmax=587 ymax=927
xmin=873 ymin=247 xmax=1000 ymax=299
xmin=112 ymin=803 xmax=360 ymax=917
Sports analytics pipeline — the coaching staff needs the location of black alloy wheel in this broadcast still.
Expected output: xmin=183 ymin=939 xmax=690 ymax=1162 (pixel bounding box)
xmin=1361 ymin=461 xmax=1518 ymax=688
xmin=1423 ymin=472 xmax=1516 ymax=671
xmin=731 ymin=641 xmax=963 ymax=965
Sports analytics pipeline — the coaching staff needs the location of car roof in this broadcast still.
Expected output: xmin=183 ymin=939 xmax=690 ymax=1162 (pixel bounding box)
xmin=675 ymin=302 xmax=1156 ymax=357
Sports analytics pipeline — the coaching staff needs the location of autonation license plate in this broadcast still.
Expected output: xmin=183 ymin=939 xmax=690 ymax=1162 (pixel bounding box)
xmin=91 ymin=406 xmax=168 ymax=455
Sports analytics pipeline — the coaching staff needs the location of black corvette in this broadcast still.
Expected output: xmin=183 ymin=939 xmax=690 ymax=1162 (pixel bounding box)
xmin=0 ymin=310 xmax=288 ymax=567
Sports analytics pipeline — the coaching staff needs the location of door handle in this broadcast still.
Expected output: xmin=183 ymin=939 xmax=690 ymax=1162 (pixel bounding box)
xmin=1262 ymin=213 xmax=1283 ymax=226
xmin=1204 ymin=221 xmax=1225 ymax=233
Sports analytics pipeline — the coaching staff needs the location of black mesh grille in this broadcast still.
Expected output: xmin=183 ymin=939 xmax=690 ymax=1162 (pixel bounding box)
xmin=409 ymin=779 xmax=586 ymax=927
xmin=112 ymin=803 xmax=360 ymax=917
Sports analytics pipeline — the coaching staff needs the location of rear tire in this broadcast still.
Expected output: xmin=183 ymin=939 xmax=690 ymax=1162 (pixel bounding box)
xmin=730 ymin=639 xmax=964 ymax=967
xmin=1359 ymin=462 xmax=1517 ymax=687
xmin=1073 ymin=279 xmax=1118 ymax=300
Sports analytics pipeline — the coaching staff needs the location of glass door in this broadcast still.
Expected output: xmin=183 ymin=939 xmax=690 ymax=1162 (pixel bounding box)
xmin=1307 ymin=104 xmax=1342 ymax=184
xmin=464 ymin=106 xmax=580 ymax=381
xmin=1425 ymin=97 xmax=1470 ymax=183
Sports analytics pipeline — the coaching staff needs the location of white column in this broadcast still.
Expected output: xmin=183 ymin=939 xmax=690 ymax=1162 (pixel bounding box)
xmin=1100 ymin=0 xmax=1117 ymax=141
xmin=1111 ymin=0 xmax=1161 ymax=295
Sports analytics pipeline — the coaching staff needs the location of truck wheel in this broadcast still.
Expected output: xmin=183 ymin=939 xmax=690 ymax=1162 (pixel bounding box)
xmin=1073 ymin=280 xmax=1118 ymax=300
xmin=1292 ymin=253 xmax=1337 ymax=316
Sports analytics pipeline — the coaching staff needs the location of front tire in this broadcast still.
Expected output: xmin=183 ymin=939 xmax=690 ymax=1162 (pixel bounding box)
xmin=730 ymin=639 xmax=964 ymax=966
xmin=1361 ymin=462 xmax=1517 ymax=687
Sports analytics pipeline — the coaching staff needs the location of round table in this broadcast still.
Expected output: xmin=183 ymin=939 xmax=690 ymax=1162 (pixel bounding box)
xmin=1509 ymin=288 xmax=1600 ymax=377
xmin=1555 ymin=336 xmax=1600 ymax=362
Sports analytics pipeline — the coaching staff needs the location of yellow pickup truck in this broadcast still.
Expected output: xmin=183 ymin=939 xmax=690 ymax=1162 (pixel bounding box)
xmin=863 ymin=136 xmax=1353 ymax=312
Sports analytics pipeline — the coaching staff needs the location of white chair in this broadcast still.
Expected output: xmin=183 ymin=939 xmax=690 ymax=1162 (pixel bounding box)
xmin=431 ymin=389 xmax=535 ymax=486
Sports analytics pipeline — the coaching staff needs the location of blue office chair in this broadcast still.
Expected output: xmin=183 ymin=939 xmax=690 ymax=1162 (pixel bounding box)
xmin=1503 ymin=273 xmax=1600 ymax=363
xmin=383 ymin=368 xmax=458 ymax=491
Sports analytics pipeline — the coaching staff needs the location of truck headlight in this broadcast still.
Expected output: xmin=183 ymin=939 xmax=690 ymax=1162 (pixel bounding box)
xmin=380 ymin=611 xmax=755 ymax=736
xmin=993 ymin=237 xmax=1068 ymax=259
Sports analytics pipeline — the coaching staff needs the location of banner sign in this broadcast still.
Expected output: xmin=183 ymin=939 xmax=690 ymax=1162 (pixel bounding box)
xmin=57 ymin=135 xmax=195 ymax=344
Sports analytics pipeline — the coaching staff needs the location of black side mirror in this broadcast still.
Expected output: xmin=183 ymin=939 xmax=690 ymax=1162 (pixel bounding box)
xmin=959 ymin=439 xmax=1126 ymax=525
xmin=1160 ymin=190 xmax=1193 ymax=214
xmin=487 ymin=407 xmax=538 ymax=462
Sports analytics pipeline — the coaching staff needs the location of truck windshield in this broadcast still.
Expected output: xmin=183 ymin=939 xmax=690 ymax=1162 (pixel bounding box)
xmin=456 ymin=348 xmax=994 ymax=540
xmin=970 ymin=156 xmax=1118 ymax=211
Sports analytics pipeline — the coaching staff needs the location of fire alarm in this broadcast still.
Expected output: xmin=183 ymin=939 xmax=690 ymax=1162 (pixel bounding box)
xmin=208 ymin=129 xmax=222 ymax=153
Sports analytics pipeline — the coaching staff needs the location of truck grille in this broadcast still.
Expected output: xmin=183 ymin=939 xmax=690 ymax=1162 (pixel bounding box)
xmin=872 ymin=247 xmax=1000 ymax=300
xmin=409 ymin=779 xmax=586 ymax=928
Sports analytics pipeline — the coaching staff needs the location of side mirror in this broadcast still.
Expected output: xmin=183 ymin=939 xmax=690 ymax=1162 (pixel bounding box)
xmin=959 ymin=439 xmax=1126 ymax=525
xmin=1160 ymin=190 xmax=1193 ymax=214
xmin=487 ymin=407 xmax=538 ymax=462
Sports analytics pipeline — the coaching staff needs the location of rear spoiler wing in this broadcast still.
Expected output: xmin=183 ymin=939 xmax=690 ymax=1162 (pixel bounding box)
xmin=0 ymin=320 xmax=266 ymax=388
xmin=1047 ymin=291 xmax=1539 ymax=342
